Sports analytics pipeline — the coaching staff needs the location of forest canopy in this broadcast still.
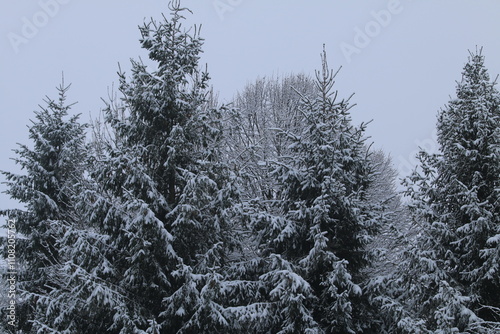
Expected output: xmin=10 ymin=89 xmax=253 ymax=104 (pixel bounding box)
xmin=1 ymin=2 xmax=499 ymax=333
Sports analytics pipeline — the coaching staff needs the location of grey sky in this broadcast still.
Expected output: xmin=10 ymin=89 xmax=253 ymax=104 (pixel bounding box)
xmin=1 ymin=0 xmax=500 ymax=213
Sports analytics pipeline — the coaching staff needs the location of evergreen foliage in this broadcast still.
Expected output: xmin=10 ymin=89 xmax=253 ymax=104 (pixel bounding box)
xmin=375 ymin=49 xmax=500 ymax=333
xmin=246 ymin=49 xmax=383 ymax=333
xmin=78 ymin=2 xmax=243 ymax=332
xmin=1 ymin=81 xmax=87 ymax=332
xmin=3 ymin=2 xmax=498 ymax=333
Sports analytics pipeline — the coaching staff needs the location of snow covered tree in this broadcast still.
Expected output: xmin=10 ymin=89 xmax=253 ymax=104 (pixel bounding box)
xmin=375 ymin=49 xmax=500 ymax=333
xmin=246 ymin=49 xmax=383 ymax=333
xmin=222 ymin=74 xmax=401 ymax=333
xmin=436 ymin=50 xmax=500 ymax=321
xmin=33 ymin=3 xmax=245 ymax=333
xmin=364 ymin=150 xmax=407 ymax=278
xmin=4 ymin=3 xmax=245 ymax=333
xmin=1 ymin=80 xmax=87 ymax=332
xmin=224 ymin=74 xmax=317 ymax=201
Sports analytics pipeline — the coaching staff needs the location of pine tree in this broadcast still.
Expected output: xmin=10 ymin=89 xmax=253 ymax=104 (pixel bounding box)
xmin=47 ymin=2 xmax=244 ymax=332
xmin=436 ymin=50 xmax=500 ymax=317
xmin=1 ymin=80 xmax=87 ymax=332
xmin=249 ymin=48 xmax=382 ymax=333
xmin=376 ymin=49 xmax=500 ymax=333
xmin=434 ymin=49 xmax=500 ymax=330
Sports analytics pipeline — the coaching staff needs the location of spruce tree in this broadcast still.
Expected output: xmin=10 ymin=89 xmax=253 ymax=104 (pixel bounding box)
xmin=249 ymin=49 xmax=382 ymax=333
xmin=436 ymin=50 xmax=500 ymax=318
xmin=376 ymin=49 xmax=500 ymax=333
xmin=51 ymin=2 xmax=244 ymax=332
xmin=5 ymin=3 xmax=245 ymax=333
xmin=1 ymin=81 xmax=87 ymax=332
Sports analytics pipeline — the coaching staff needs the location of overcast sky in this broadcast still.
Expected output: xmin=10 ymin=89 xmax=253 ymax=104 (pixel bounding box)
xmin=1 ymin=0 xmax=500 ymax=213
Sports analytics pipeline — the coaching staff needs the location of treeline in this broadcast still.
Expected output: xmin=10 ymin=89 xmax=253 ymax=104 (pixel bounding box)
xmin=2 ymin=3 xmax=499 ymax=333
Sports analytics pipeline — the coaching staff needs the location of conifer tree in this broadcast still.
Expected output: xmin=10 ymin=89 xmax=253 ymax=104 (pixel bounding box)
xmin=436 ymin=50 xmax=500 ymax=319
xmin=50 ymin=2 xmax=244 ymax=332
xmin=1 ymin=81 xmax=87 ymax=332
xmin=4 ymin=3 xmax=245 ymax=333
xmin=248 ymin=49 xmax=382 ymax=333
xmin=376 ymin=49 xmax=500 ymax=333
